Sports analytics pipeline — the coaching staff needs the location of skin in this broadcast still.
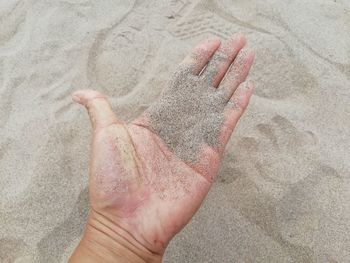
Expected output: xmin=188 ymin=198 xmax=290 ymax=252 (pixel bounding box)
xmin=69 ymin=34 xmax=255 ymax=263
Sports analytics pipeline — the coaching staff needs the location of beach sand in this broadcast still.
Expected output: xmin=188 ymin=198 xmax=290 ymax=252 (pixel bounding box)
xmin=1 ymin=0 xmax=350 ymax=262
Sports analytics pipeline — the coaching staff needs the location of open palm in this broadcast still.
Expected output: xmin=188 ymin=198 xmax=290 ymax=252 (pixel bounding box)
xmin=72 ymin=35 xmax=255 ymax=257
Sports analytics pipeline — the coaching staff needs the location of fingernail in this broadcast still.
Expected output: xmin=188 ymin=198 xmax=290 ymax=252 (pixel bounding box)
xmin=72 ymin=94 xmax=81 ymax=104
xmin=206 ymin=36 xmax=221 ymax=44
xmin=245 ymin=81 xmax=254 ymax=90
xmin=232 ymin=33 xmax=246 ymax=43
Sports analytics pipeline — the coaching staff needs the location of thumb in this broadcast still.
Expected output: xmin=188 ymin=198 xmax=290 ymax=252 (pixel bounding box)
xmin=72 ymin=89 xmax=119 ymax=130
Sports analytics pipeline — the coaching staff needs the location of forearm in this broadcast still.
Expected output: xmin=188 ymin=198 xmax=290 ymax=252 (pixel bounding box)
xmin=69 ymin=212 xmax=162 ymax=263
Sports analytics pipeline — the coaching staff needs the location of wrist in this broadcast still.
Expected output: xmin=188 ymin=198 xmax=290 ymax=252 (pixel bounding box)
xmin=69 ymin=211 xmax=162 ymax=263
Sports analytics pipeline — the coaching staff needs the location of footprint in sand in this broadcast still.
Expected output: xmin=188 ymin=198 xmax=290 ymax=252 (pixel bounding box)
xmin=90 ymin=1 xmax=165 ymax=99
xmin=170 ymin=4 xmax=237 ymax=40
xmin=90 ymin=1 xmax=188 ymax=114
xmin=94 ymin=27 xmax=151 ymax=97
xmin=170 ymin=1 xmax=317 ymax=100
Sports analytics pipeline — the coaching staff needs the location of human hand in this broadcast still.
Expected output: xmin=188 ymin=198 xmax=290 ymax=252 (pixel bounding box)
xmin=69 ymin=34 xmax=255 ymax=262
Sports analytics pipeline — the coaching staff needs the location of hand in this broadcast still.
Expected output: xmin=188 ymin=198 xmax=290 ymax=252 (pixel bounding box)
xmin=69 ymin=35 xmax=255 ymax=262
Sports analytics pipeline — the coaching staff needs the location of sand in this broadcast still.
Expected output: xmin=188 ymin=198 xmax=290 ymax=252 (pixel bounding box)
xmin=1 ymin=0 xmax=350 ymax=262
